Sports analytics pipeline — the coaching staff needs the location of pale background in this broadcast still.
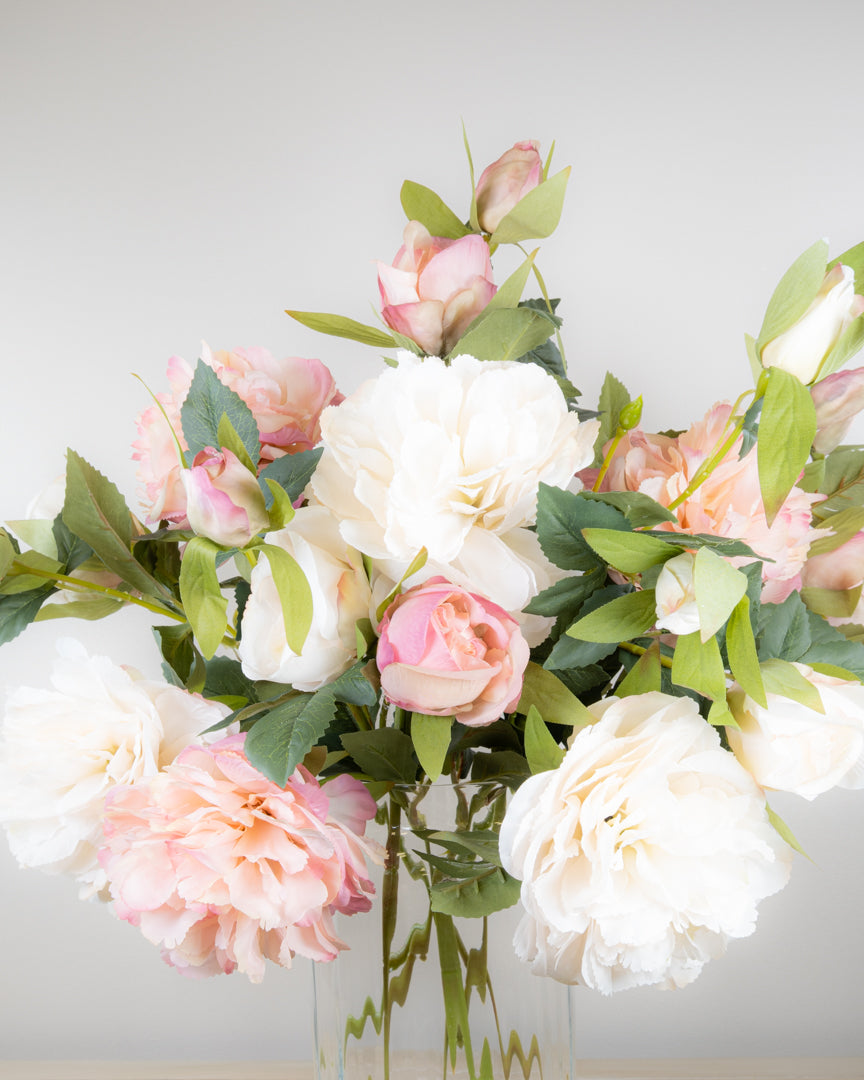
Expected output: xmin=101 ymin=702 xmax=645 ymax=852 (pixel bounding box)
xmin=2 ymin=0 xmax=863 ymax=1064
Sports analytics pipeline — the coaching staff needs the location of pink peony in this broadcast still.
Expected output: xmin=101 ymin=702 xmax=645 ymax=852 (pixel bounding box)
xmin=376 ymin=577 xmax=529 ymax=728
xmin=132 ymin=355 xmax=194 ymax=525
xmin=811 ymin=365 xmax=864 ymax=454
xmin=475 ymin=140 xmax=542 ymax=234
xmin=592 ymin=403 xmax=817 ymax=602
xmin=100 ymin=734 xmax=379 ymax=982
xmin=181 ymin=446 xmax=269 ymax=548
xmin=377 ymin=222 xmax=496 ymax=357
xmin=801 ymin=530 xmax=864 ymax=626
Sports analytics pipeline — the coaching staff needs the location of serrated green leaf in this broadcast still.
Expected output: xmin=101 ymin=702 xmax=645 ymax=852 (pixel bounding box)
xmin=328 ymin=660 xmax=378 ymax=706
xmin=693 ymin=547 xmax=748 ymax=642
xmin=203 ymin=655 xmax=257 ymax=702
xmin=757 ymin=367 xmax=817 ymax=525
xmin=181 ymin=361 xmax=260 ymax=465
xmin=400 ymin=180 xmax=470 ymax=239
xmin=671 ymin=630 xmax=726 ymax=701
xmin=727 ymin=595 xmax=766 ymax=706
xmin=341 ymin=728 xmax=418 ymax=783
xmin=799 ymin=609 xmax=864 ymax=678
xmin=580 ymin=490 xmax=678 ymax=528
xmin=450 ymin=307 xmax=555 ymax=364
xmin=616 ymin=642 xmax=662 ymax=697
xmin=244 ymin=693 xmax=333 ymax=787
xmin=257 ymin=447 xmax=323 ymax=507
xmin=488 ymin=167 xmax=570 ymax=245
xmin=567 ymin=589 xmax=657 ymax=643
xmin=430 ymin=864 xmax=521 ymax=918
xmin=285 ymin=310 xmax=396 ymax=348
xmin=545 ymin=631 xmax=618 ymax=669
xmin=581 ymin=527 xmax=679 ymax=574
xmin=258 ymin=543 xmax=313 ymax=656
xmin=638 ymin=530 xmax=767 ymax=560
xmin=411 ymin=713 xmax=453 ymax=781
xmin=757 ymin=239 xmax=830 ymax=349
xmin=154 ymin=623 xmax=197 ymax=685
xmin=423 ymin=830 xmax=502 ymax=862
xmin=524 ymin=705 xmax=565 ymax=774
xmin=594 ymin=372 xmax=632 ymax=466
xmin=760 ymin=657 xmax=824 ymax=712
xmin=523 ymin=567 xmax=605 ymax=619
xmin=535 ymin=484 xmax=628 ymax=571
xmin=470 ymin=750 xmax=530 ymax=785
xmin=757 ymin=591 xmax=812 ymax=662
xmin=0 ymin=588 xmax=51 ymax=644
xmin=178 ymin=536 xmax=229 ymax=659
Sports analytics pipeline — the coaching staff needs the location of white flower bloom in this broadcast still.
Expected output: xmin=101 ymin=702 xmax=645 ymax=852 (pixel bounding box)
xmin=654 ymin=551 xmax=700 ymax=635
xmin=499 ymin=692 xmax=792 ymax=994
xmin=727 ymin=664 xmax=864 ymax=799
xmin=238 ymin=505 xmax=372 ymax=690
xmin=0 ymin=640 xmax=229 ymax=898
xmin=310 ymin=353 xmax=599 ymax=567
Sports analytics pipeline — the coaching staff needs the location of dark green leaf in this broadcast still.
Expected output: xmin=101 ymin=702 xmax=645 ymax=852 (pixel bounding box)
xmin=328 ymin=661 xmax=378 ymax=707
xmin=535 ymin=484 xmax=628 ymax=571
xmin=203 ymin=656 xmax=257 ymax=701
xmin=341 ymin=728 xmax=418 ymax=783
xmin=430 ymin=863 xmax=521 ymax=918
xmin=51 ymin=515 xmax=93 ymax=572
xmin=757 ymin=591 xmax=812 ymax=662
xmin=579 ymin=490 xmax=678 ymax=528
xmin=257 ymin=448 xmax=323 ymax=506
xmin=180 ymin=360 xmax=260 ymax=465
xmin=523 ymin=567 xmax=606 ymax=620
xmin=594 ymin=372 xmax=631 ymax=465
xmin=0 ymin=588 xmax=51 ymax=645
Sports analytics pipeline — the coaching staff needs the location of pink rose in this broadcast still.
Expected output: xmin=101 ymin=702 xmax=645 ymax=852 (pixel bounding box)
xmin=811 ymin=365 xmax=864 ymax=453
xmin=377 ymin=222 xmax=496 ymax=357
xmin=181 ymin=447 xmax=269 ymax=548
xmin=202 ymin=345 xmax=344 ymax=460
xmin=376 ymin=576 xmax=529 ymax=728
xmin=475 ymin=140 xmax=542 ymax=234
xmin=132 ymin=355 xmax=194 ymax=525
xmin=100 ymin=734 xmax=379 ymax=982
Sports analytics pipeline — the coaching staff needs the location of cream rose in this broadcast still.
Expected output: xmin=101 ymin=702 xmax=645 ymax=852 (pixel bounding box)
xmin=238 ymin=506 xmax=372 ymax=690
xmin=0 ymin=640 xmax=229 ymax=897
xmin=499 ymin=692 xmax=792 ymax=994
xmin=727 ymin=664 xmax=864 ymax=798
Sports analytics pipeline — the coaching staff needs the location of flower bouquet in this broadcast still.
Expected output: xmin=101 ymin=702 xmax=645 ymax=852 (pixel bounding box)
xmin=4 ymin=133 xmax=864 ymax=1078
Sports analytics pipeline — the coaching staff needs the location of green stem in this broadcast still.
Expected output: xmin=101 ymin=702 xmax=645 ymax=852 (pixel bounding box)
xmin=380 ymin=796 xmax=403 ymax=1080
xmin=593 ymin=429 xmax=625 ymax=491
xmin=619 ymin=639 xmax=674 ymax=669
xmin=11 ymin=561 xmax=185 ymax=622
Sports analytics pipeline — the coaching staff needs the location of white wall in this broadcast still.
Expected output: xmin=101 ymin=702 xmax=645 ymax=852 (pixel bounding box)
xmin=2 ymin=0 xmax=863 ymax=1063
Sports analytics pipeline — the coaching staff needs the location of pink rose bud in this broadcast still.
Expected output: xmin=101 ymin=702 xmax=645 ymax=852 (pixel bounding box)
xmin=377 ymin=222 xmax=496 ymax=357
xmin=181 ymin=447 xmax=269 ymax=548
xmin=811 ymin=365 xmax=864 ymax=453
xmin=376 ymin=577 xmax=529 ymax=728
xmin=475 ymin=140 xmax=542 ymax=234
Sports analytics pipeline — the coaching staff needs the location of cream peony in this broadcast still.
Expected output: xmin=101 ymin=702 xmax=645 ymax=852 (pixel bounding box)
xmin=310 ymin=353 xmax=598 ymax=630
xmin=499 ymin=692 xmax=792 ymax=994
xmin=238 ymin=506 xmax=372 ymax=690
xmin=0 ymin=640 xmax=229 ymax=897
xmin=727 ymin=664 xmax=864 ymax=799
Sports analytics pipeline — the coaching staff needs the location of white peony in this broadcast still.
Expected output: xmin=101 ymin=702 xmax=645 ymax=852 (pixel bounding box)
xmin=499 ymin=692 xmax=792 ymax=994
xmin=727 ymin=664 xmax=864 ymax=799
xmin=238 ymin=505 xmax=372 ymax=690
xmin=309 ymin=353 xmax=598 ymax=630
xmin=0 ymin=640 xmax=229 ymax=897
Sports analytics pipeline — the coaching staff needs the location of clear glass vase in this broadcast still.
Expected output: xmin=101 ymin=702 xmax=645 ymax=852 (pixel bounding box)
xmin=313 ymin=780 xmax=573 ymax=1080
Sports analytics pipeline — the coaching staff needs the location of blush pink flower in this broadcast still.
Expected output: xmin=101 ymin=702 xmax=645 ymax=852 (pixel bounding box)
xmin=132 ymin=355 xmax=194 ymax=525
xmin=592 ymin=403 xmax=817 ymax=602
xmin=181 ymin=447 xmax=269 ymax=548
xmin=802 ymin=530 xmax=864 ymax=626
xmin=475 ymin=140 xmax=542 ymax=234
xmin=100 ymin=734 xmax=379 ymax=982
xmin=377 ymin=222 xmax=496 ymax=357
xmin=376 ymin=577 xmax=529 ymax=728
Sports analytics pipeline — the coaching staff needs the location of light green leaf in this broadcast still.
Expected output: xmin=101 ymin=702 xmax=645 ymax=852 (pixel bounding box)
xmin=489 ymin=167 xmax=570 ymax=245
xmin=809 ymin=661 xmax=862 ymax=682
xmin=0 ymin=550 xmax=63 ymax=594
xmin=285 ymin=309 xmax=396 ymax=349
xmin=832 ymin=240 xmax=864 ymax=291
xmin=671 ymin=631 xmax=726 ymax=701
xmin=354 ymin=618 xmax=375 ymax=658
xmin=757 ymin=367 xmax=817 ymax=525
xmin=767 ymin=803 xmax=810 ymax=859
xmin=581 ymin=527 xmax=680 ymax=574
xmin=801 ymin=585 xmax=862 ymax=620
xmin=178 ymin=536 xmax=229 ymax=659
xmin=517 ymin=661 xmax=593 ymax=726
xmin=694 ymin=547 xmax=748 ymax=642
xmin=726 ymin=595 xmax=766 ymax=706
xmin=760 ymin=657 xmax=824 ymax=713
xmin=567 ymin=589 xmax=657 ymax=643
xmin=400 ymin=180 xmax=470 ymax=239
xmin=5 ymin=519 xmax=58 ymax=560
xmin=0 ymin=531 xmax=15 ymax=578
xmin=616 ymin=642 xmax=662 ymax=697
xmin=757 ymin=239 xmax=829 ymax=349
xmin=217 ymin=413 xmax=257 ymax=474
xmin=34 ymin=596 xmax=125 ymax=621
xmin=807 ymin=506 xmax=864 ymax=557
xmin=259 ymin=543 xmax=313 ymax=655
xmin=463 ymin=120 xmax=479 ymax=233
xmin=450 ymin=307 xmax=555 ymax=364
xmin=411 ymin=713 xmax=453 ymax=781
xmin=707 ymin=696 xmax=737 ymax=728
xmin=816 ymin=313 xmax=864 ymax=381
xmin=264 ymin=479 xmax=296 ymax=531
xmin=524 ymin=705 xmax=565 ymax=774
xmin=745 ymin=332 xmax=762 ymax=383
xmin=375 ymin=548 xmax=428 ymax=623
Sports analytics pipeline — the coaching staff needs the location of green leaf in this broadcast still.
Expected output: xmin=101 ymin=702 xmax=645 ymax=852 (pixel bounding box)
xmin=707 ymin=696 xmax=737 ymax=728
xmin=245 ymin=692 xmax=336 ymax=787
xmin=0 ymin=550 xmax=63 ymax=594
xmin=411 ymin=713 xmax=453 ymax=781
xmin=545 ymin=630 xmax=617 ymax=670
xmin=594 ymin=372 xmax=632 ymax=465
xmin=693 ymin=547 xmax=748 ymax=642
xmin=181 ymin=361 xmax=259 ymax=465
xmin=535 ymin=484 xmax=628 ymax=571
xmin=430 ymin=863 xmax=521 ymax=919
xmin=801 ymin=585 xmax=862 ymax=620
xmin=760 ymin=657 xmax=824 ymax=712
xmin=567 ymin=589 xmax=657 ymax=643
xmin=518 ymin=661 xmax=593 ymax=726
xmin=62 ymin=450 xmax=168 ymax=600
xmin=831 ymin=240 xmax=864 ymax=291
xmin=726 ymin=596 xmax=766 ymax=706
xmin=264 ymin=479 xmax=296 ymax=531
xmin=478 ymin=250 xmax=537 ymax=315
xmin=766 ymin=803 xmax=810 ymax=860
xmin=809 ymin=661 xmax=862 ymax=682
xmin=580 ymin=490 xmax=678 ymax=529
xmin=203 ymin=655 xmax=257 ymax=702
xmin=35 ymin=596 xmax=124 ymax=621
xmin=257 ymin=447 xmax=323 ymax=506
xmin=341 ymin=728 xmax=418 ymax=783
xmin=638 ymin=530 xmax=766 ymax=561
xmin=285 ymin=309 xmax=396 ymax=349
xmin=470 ymin=750 xmax=530 ymax=786
xmin=463 ymin=120 xmax=480 ymax=233
xmin=616 ymin=642 xmax=662 ymax=697
xmin=178 ymin=536 xmax=229 ymax=659
xmin=5 ymin=519 xmax=58 ymax=560
xmin=524 ymin=705 xmax=565 ymax=774
xmin=258 ymin=543 xmax=313 ymax=656
xmin=328 ymin=660 xmax=378 ymax=706
xmin=671 ymin=631 xmax=726 ymax=701
xmin=745 ymin=332 xmax=762 ymax=383
xmin=807 ymin=506 xmax=864 ymax=557
xmin=51 ymin=515 xmax=94 ymax=572
xmin=400 ymin=180 xmax=470 ymax=239
xmin=488 ymin=167 xmax=570 ymax=245
xmin=450 ymin=307 xmax=555 ymax=364
xmin=799 ymin=609 xmax=864 ymax=679
xmin=0 ymin=588 xmax=51 ymax=644
xmin=757 ymin=591 xmax=812 ymax=662
xmin=217 ymin=413 xmax=257 ymax=475
xmin=375 ymin=547 xmax=428 ymax=623
xmin=757 ymin=367 xmax=817 ymax=525
xmin=757 ymin=239 xmax=830 ymax=349
xmin=523 ymin=567 xmax=606 ymax=620
xmin=154 ymin=623 xmax=197 ymax=686
xmin=581 ymin=527 xmax=679 ymax=574
xmin=816 ymin=313 xmax=864 ymax=381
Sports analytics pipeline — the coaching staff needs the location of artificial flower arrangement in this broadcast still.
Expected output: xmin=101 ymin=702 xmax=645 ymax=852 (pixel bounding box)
xmin=4 ymin=133 xmax=864 ymax=1076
